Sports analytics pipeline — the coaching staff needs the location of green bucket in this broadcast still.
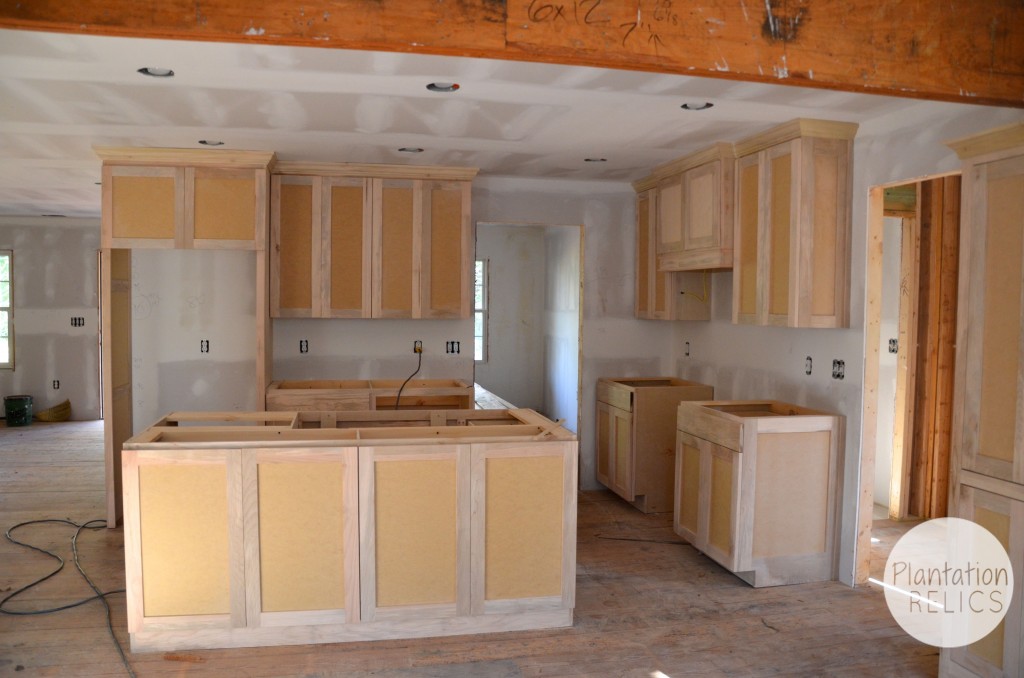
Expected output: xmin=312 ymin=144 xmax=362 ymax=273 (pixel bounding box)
xmin=4 ymin=395 xmax=33 ymax=426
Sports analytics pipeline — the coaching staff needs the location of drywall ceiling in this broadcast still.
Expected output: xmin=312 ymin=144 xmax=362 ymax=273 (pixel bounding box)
xmin=0 ymin=28 xmax=1004 ymax=218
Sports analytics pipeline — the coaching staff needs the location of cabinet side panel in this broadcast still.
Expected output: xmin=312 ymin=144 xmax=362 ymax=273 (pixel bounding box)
xmin=258 ymin=462 xmax=346 ymax=612
xmin=429 ymin=186 xmax=463 ymax=314
xmin=484 ymin=456 xmax=564 ymax=600
xmin=330 ymin=185 xmax=365 ymax=312
xmin=380 ymin=186 xmax=414 ymax=314
xmin=811 ymin=152 xmax=839 ymax=317
xmin=139 ymin=464 xmax=230 ymax=617
xmin=278 ymin=184 xmax=313 ymax=310
xmin=966 ymin=505 xmax=1009 ymax=669
xmin=112 ymin=175 xmax=176 ymax=239
xmin=194 ymin=173 xmax=256 ymax=241
xmin=752 ymin=431 xmax=830 ymax=559
xmin=737 ymin=163 xmax=759 ymax=316
xmin=597 ymin=405 xmax=610 ymax=482
xmin=614 ymin=415 xmax=632 ymax=497
xmin=374 ymin=459 xmax=456 ymax=606
xmin=768 ymin=153 xmax=792 ymax=317
xmin=978 ymin=172 xmax=1024 ymax=466
xmin=636 ymin=194 xmax=651 ymax=316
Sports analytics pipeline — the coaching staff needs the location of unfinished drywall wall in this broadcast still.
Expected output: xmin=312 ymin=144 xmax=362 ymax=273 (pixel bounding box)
xmin=874 ymin=217 xmax=903 ymax=510
xmin=131 ymin=249 xmax=257 ymax=431
xmin=543 ymin=226 xmax=581 ymax=433
xmin=473 ymin=177 xmax=675 ymax=489
xmin=272 ymin=319 xmax=474 ymax=383
xmin=474 ymin=224 xmax=546 ymax=410
xmin=672 ymin=102 xmax=1023 ymax=586
xmin=0 ymin=217 xmax=100 ymax=420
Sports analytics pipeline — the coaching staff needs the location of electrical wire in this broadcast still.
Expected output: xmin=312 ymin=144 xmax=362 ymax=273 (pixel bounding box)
xmin=393 ymin=348 xmax=423 ymax=410
xmin=2 ymin=518 xmax=136 ymax=677
xmin=680 ymin=269 xmax=710 ymax=303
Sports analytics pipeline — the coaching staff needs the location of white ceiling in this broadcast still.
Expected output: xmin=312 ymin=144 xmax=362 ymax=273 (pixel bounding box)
xmin=0 ymin=28 xmax=1004 ymax=218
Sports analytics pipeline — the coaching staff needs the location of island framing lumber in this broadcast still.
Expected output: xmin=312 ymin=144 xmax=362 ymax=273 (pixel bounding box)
xmin=122 ymin=409 xmax=577 ymax=652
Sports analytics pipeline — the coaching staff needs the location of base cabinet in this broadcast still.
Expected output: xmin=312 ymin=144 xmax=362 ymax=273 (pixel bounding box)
xmin=675 ymin=400 xmax=843 ymax=586
xmin=596 ymin=377 xmax=714 ymax=513
xmin=122 ymin=427 xmax=576 ymax=652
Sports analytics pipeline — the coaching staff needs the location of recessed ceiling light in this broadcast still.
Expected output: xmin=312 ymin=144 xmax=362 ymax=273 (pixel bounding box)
xmin=137 ymin=67 xmax=175 ymax=78
xmin=680 ymin=102 xmax=714 ymax=111
xmin=426 ymin=82 xmax=460 ymax=93
xmin=198 ymin=140 xmax=224 ymax=146
xmin=584 ymin=158 xmax=608 ymax=163
xmin=398 ymin=147 xmax=424 ymax=153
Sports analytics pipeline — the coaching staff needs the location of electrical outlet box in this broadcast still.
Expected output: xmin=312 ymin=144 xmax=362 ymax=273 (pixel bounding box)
xmin=299 ymin=339 xmax=309 ymax=354
xmin=52 ymin=380 xmax=60 ymax=389
xmin=888 ymin=338 xmax=898 ymax=354
xmin=200 ymin=339 xmax=210 ymax=354
xmin=831 ymin=359 xmax=845 ymax=380
xmin=413 ymin=340 xmax=423 ymax=353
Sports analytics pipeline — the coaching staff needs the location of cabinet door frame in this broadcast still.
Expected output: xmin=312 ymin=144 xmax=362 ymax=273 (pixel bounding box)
xmin=372 ymin=178 xmax=419 ymax=319
xmin=419 ymin=180 xmax=473 ymax=319
xmin=762 ymin=139 xmax=800 ymax=327
xmin=271 ymin=174 xmax=320 ymax=318
xmin=358 ymin=445 xmax=472 ymax=622
xmin=702 ymin=440 xmax=744 ymax=573
xmin=242 ymin=447 xmax=360 ymax=628
xmin=682 ymin=160 xmax=723 ymax=254
xmin=732 ymin=153 xmax=762 ymax=324
xmin=675 ymin=431 xmax=709 ymax=550
xmin=322 ymin=176 xmax=373 ymax=318
xmin=469 ymin=441 xmax=577 ymax=616
xmin=102 ymin=165 xmax=182 ymax=249
xmin=188 ymin=166 xmax=266 ymax=251
xmin=656 ymin=174 xmax=685 ymax=255
xmin=122 ymin=448 xmax=246 ymax=634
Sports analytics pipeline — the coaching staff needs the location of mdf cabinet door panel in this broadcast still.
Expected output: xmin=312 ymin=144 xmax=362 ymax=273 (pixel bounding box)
xmin=271 ymin=175 xmax=317 ymax=317
xmin=325 ymin=177 xmax=372 ymax=318
xmin=191 ymin=167 xmax=262 ymax=249
xmin=421 ymin=181 xmax=472 ymax=319
xmin=105 ymin=166 xmax=179 ymax=248
xmin=374 ymin=179 xmax=417 ymax=318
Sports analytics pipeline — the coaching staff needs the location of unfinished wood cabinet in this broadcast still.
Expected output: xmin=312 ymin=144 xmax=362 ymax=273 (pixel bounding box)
xmin=675 ymin=400 xmax=843 ymax=587
xmin=633 ymin=188 xmax=712 ymax=321
xmin=271 ymin=164 xmax=476 ymax=319
xmin=731 ymin=119 xmax=857 ymax=328
xmin=941 ymin=123 xmax=1024 ymax=678
xmin=98 ymin=148 xmax=273 ymax=250
xmin=596 ymin=377 xmax=714 ymax=513
xmin=122 ymin=409 xmax=576 ymax=652
xmin=646 ymin=143 xmax=736 ymax=271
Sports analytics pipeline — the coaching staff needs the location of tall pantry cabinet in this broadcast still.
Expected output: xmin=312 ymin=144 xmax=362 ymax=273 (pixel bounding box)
xmin=941 ymin=122 xmax=1024 ymax=678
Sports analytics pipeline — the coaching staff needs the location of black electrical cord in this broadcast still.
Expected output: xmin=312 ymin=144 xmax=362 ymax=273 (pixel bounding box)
xmin=393 ymin=348 xmax=423 ymax=410
xmin=2 ymin=518 xmax=136 ymax=678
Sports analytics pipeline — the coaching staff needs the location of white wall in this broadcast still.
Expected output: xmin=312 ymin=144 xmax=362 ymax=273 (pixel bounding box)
xmin=671 ymin=102 xmax=1024 ymax=585
xmin=472 ymin=177 xmax=676 ymax=490
xmin=543 ymin=225 xmax=581 ymax=432
xmin=874 ymin=217 xmax=903 ymax=509
xmin=0 ymin=217 xmax=100 ymax=420
xmin=475 ymin=224 xmax=547 ymax=410
xmin=132 ymin=249 xmax=258 ymax=431
xmin=272 ymin=318 xmax=473 ymax=383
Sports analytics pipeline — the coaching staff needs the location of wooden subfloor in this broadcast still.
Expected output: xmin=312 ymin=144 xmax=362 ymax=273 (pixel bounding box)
xmin=1 ymin=421 xmax=938 ymax=677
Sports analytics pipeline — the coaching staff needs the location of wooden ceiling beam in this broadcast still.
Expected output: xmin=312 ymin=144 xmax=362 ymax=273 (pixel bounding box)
xmin=0 ymin=0 xmax=1021 ymax=108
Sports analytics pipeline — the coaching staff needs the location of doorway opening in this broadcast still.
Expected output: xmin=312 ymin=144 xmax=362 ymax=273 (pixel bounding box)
xmin=473 ymin=222 xmax=584 ymax=437
xmin=857 ymin=174 xmax=961 ymax=584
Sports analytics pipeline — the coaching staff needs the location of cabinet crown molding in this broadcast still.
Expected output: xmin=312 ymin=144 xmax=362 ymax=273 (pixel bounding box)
xmin=273 ymin=161 xmax=478 ymax=181
xmin=945 ymin=121 xmax=1024 ymax=159
xmin=632 ymin=142 xmax=735 ymax=192
xmin=94 ymin=146 xmax=276 ymax=168
xmin=733 ymin=118 xmax=859 ymax=157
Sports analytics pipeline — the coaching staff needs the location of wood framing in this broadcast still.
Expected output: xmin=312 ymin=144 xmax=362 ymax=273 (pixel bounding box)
xmin=1 ymin=1 xmax=1021 ymax=107
xmin=120 ymin=409 xmax=576 ymax=652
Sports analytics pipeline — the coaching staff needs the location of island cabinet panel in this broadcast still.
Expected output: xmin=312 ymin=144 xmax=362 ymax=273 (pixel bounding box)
xmin=731 ymin=119 xmax=857 ymax=328
xmin=245 ymin=448 xmax=360 ymax=627
xmin=122 ymin=410 xmax=575 ymax=652
xmin=674 ymin=400 xmax=843 ymax=587
xmin=472 ymin=442 xmax=577 ymax=616
xmin=99 ymin=149 xmax=273 ymax=251
xmin=359 ymin=446 xmax=469 ymax=621
xmin=271 ymin=165 xmax=475 ymax=319
xmin=596 ymin=377 xmax=715 ymax=514
xmin=941 ymin=123 xmax=1024 ymax=678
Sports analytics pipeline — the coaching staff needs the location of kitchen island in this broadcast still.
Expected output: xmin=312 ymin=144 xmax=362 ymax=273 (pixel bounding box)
xmin=122 ymin=409 xmax=577 ymax=652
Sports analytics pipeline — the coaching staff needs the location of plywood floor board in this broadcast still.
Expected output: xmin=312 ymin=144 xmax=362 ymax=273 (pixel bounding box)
xmin=0 ymin=422 xmax=937 ymax=677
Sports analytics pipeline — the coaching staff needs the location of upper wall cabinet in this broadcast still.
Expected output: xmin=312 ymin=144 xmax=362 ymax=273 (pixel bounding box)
xmin=636 ymin=143 xmax=736 ymax=272
xmin=96 ymin=148 xmax=275 ymax=250
xmin=634 ymin=188 xmax=712 ymax=322
xmin=271 ymin=163 xmax=477 ymax=320
xmin=731 ymin=120 xmax=858 ymax=328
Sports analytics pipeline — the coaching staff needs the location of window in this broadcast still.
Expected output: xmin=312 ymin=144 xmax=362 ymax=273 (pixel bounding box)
xmin=0 ymin=251 xmax=11 ymax=368
xmin=474 ymin=259 xmax=487 ymax=362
